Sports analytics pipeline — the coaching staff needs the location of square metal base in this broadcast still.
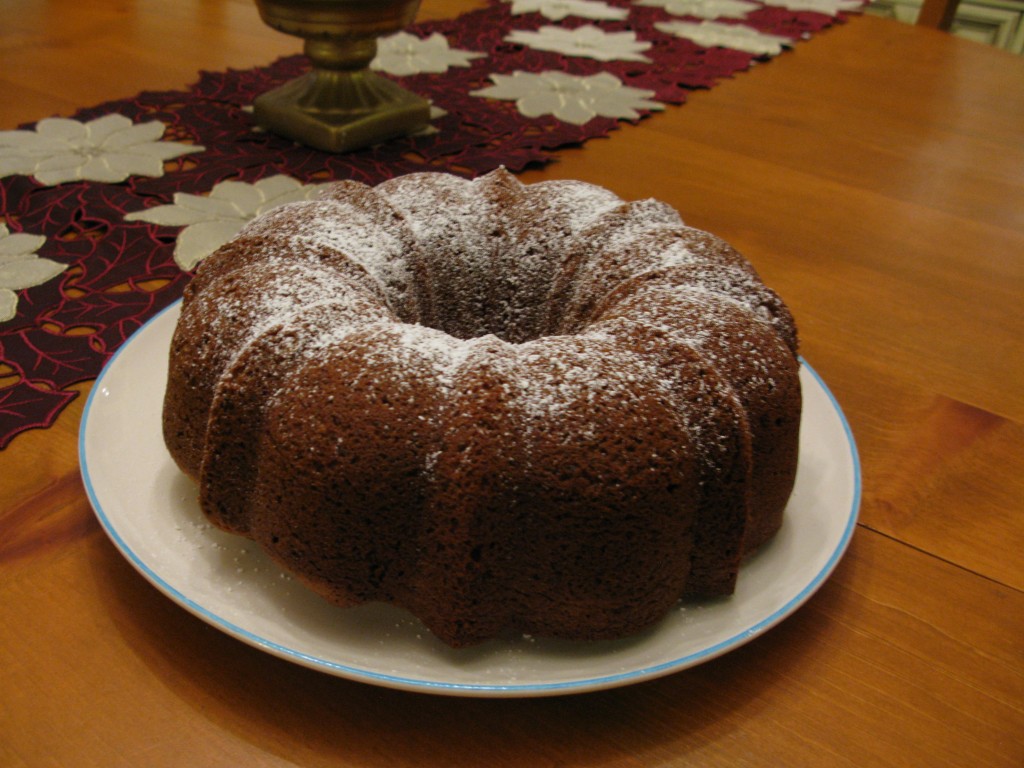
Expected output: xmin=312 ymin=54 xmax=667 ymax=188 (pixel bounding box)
xmin=253 ymin=70 xmax=430 ymax=153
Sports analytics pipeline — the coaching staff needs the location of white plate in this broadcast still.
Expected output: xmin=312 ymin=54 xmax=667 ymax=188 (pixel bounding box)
xmin=80 ymin=300 xmax=860 ymax=698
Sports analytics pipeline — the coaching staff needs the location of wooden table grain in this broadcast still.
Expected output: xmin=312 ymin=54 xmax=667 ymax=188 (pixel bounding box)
xmin=2 ymin=1 xmax=1022 ymax=765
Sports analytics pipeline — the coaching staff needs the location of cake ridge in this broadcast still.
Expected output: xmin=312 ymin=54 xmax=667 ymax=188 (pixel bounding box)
xmin=163 ymin=168 xmax=802 ymax=647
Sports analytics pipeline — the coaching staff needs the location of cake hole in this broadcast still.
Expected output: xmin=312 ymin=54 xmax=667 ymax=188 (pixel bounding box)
xmin=57 ymin=215 xmax=110 ymax=242
xmin=40 ymin=321 xmax=98 ymax=337
xmin=61 ymin=265 xmax=87 ymax=298
xmin=0 ymin=364 xmax=19 ymax=389
xmin=105 ymin=277 xmax=170 ymax=294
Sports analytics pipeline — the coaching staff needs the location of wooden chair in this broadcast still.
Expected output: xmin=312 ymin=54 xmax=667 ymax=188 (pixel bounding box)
xmin=917 ymin=0 xmax=960 ymax=29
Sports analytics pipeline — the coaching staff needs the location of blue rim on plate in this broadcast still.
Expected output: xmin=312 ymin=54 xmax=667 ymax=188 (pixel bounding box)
xmin=79 ymin=299 xmax=860 ymax=697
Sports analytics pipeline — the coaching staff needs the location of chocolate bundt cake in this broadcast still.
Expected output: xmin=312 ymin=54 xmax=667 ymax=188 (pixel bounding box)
xmin=163 ymin=168 xmax=802 ymax=648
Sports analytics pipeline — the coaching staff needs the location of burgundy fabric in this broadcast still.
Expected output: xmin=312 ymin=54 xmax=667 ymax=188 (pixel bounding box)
xmin=0 ymin=0 xmax=860 ymax=448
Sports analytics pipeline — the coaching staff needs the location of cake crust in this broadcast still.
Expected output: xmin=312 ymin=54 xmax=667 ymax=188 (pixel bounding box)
xmin=163 ymin=168 xmax=801 ymax=648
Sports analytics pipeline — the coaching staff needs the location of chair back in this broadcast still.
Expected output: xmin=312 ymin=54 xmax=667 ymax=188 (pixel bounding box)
xmin=917 ymin=0 xmax=959 ymax=29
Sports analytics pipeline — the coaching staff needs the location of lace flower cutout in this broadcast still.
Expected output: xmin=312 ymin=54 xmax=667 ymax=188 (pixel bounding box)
xmin=472 ymin=71 xmax=663 ymax=125
xmin=637 ymin=0 xmax=760 ymax=20
xmin=506 ymin=25 xmax=652 ymax=62
xmin=125 ymin=175 xmax=332 ymax=271
xmin=0 ymin=114 xmax=204 ymax=187
xmin=371 ymin=32 xmax=486 ymax=76
xmin=761 ymin=0 xmax=864 ymax=12
xmin=0 ymin=224 xmax=64 ymax=323
xmin=505 ymin=0 xmax=629 ymax=21
xmin=655 ymin=20 xmax=794 ymax=55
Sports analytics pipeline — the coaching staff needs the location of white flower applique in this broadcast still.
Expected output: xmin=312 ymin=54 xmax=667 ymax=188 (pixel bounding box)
xmin=0 ymin=114 xmax=204 ymax=187
xmin=0 ymin=224 xmax=65 ymax=323
xmin=125 ymin=175 xmax=333 ymax=272
xmin=471 ymin=70 xmax=663 ymax=125
xmin=505 ymin=0 xmax=629 ymax=21
xmin=506 ymin=25 xmax=653 ymax=62
xmin=655 ymin=20 xmax=794 ymax=55
xmin=371 ymin=32 xmax=486 ymax=76
xmin=637 ymin=0 xmax=760 ymax=20
xmin=761 ymin=0 xmax=864 ymax=13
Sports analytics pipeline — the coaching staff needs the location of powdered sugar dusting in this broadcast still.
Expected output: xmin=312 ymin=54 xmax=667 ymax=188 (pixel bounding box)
xmin=177 ymin=167 xmax=797 ymax=447
xmin=164 ymin=168 xmax=804 ymax=646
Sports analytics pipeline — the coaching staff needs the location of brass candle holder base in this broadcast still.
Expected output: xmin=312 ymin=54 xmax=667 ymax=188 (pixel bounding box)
xmin=253 ymin=0 xmax=429 ymax=153
xmin=253 ymin=65 xmax=430 ymax=154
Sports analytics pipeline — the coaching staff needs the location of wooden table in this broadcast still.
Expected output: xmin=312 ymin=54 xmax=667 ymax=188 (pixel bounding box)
xmin=2 ymin=1 xmax=1022 ymax=765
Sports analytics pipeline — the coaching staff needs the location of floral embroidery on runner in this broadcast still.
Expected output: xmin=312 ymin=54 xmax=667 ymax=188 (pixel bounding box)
xmin=0 ymin=115 xmax=204 ymax=186
xmin=472 ymin=71 xmax=662 ymax=124
xmin=762 ymin=0 xmax=864 ymax=13
xmin=655 ymin=20 xmax=795 ymax=55
xmin=505 ymin=25 xmax=653 ymax=62
xmin=0 ymin=225 xmax=64 ymax=323
xmin=372 ymin=32 xmax=487 ymax=76
xmin=637 ymin=0 xmax=760 ymax=19
xmin=125 ymin=176 xmax=333 ymax=271
xmin=505 ymin=0 xmax=629 ymax=21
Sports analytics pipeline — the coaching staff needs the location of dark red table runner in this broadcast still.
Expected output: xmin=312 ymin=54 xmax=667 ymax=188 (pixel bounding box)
xmin=0 ymin=0 xmax=860 ymax=448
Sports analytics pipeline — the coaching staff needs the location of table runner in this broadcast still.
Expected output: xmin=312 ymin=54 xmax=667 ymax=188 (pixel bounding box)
xmin=0 ymin=0 xmax=862 ymax=449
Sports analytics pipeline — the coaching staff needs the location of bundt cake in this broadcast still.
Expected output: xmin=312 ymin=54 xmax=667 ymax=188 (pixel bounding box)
xmin=162 ymin=168 xmax=802 ymax=648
